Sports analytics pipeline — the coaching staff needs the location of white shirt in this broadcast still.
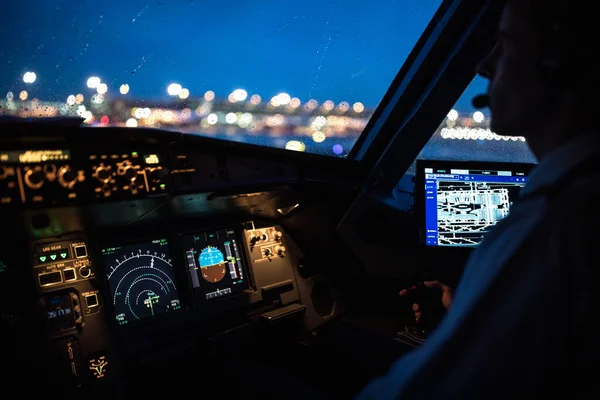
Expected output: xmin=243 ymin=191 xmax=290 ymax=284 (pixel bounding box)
xmin=357 ymin=133 xmax=600 ymax=399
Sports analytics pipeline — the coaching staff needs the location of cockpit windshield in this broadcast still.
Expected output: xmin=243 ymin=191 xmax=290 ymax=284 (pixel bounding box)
xmin=1 ymin=0 xmax=442 ymax=157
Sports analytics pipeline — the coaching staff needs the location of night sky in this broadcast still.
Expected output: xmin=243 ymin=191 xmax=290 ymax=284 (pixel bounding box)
xmin=2 ymin=0 xmax=486 ymax=112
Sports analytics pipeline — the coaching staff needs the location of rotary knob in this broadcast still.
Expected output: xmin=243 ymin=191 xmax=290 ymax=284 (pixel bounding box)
xmin=25 ymin=168 xmax=44 ymax=189
xmin=275 ymin=245 xmax=286 ymax=256
xmin=79 ymin=266 xmax=91 ymax=278
xmin=123 ymin=166 xmax=138 ymax=181
xmin=58 ymin=166 xmax=78 ymax=189
xmin=95 ymin=166 xmax=111 ymax=183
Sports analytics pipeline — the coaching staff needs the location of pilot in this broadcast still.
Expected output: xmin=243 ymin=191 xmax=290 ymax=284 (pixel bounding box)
xmin=357 ymin=0 xmax=600 ymax=398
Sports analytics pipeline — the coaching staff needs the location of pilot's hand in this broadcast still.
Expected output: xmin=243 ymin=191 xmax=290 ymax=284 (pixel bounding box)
xmin=399 ymin=280 xmax=453 ymax=324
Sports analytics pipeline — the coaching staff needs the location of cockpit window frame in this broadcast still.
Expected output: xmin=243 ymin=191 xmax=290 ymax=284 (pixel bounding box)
xmin=351 ymin=0 xmax=503 ymax=194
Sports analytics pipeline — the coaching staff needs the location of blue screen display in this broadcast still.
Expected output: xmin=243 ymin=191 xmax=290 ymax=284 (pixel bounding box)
xmin=423 ymin=165 xmax=530 ymax=247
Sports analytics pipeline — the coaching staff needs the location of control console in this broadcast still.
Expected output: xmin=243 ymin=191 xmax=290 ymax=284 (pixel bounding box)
xmin=33 ymin=240 xmax=93 ymax=290
xmin=246 ymin=226 xmax=286 ymax=261
xmin=0 ymin=149 xmax=170 ymax=207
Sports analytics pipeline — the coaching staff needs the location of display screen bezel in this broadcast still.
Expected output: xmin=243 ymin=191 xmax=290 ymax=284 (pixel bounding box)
xmin=414 ymin=159 xmax=536 ymax=248
xmin=100 ymin=236 xmax=183 ymax=327
xmin=180 ymin=227 xmax=252 ymax=302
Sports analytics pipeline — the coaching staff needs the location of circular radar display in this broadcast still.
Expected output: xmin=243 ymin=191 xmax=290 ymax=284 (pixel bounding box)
xmin=104 ymin=241 xmax=180 ymax=324
xmin=198 ymin=246 xmax=226 ymax=283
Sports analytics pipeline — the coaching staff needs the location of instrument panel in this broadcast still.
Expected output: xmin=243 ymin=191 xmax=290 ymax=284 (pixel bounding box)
xmin=0 ymin=148 xmax=169 ymax=207
xmin=0 ymin=129 xmax=344 ymax=396
xmin=24 ymin=222 xmax=298 ymax=335
xmin=0 ymin=140 xmax=304 ymax=210
xmin=182 ymin=228 xmax=249 ymax=300
xmin=102 ymin=238 xmax=181 ymax=326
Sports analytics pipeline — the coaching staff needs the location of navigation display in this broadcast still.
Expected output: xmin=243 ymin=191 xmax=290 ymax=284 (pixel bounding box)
xmin=102 ymin=238 xmax=181 ymax=326
xmin=182 ymin=228 xmax=248 ymax=300
xmin=417 ymin=161 xmax=534 ymax=247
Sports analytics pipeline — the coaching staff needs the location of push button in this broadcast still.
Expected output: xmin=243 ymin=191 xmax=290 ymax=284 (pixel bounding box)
xmin=39 ymin=271 xmax=62 ymax=286
xmin=63 ymin=269 xmax=76 ymax=281
xmin=85 ymin=293 xmax=98 ymax=308
xmin=74 ymin=245 xmax=87 ymax=258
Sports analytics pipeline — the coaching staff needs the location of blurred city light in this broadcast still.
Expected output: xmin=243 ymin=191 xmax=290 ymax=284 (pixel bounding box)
xmin=225 ymin=112 xmax=237 ymax=124
xmin=179 ymin=88 xmax=190 ymax=99
xmin=167 ymin=83 xmax=182 ymax=96
xmin=96 ymin=83 xmax=108 ymax=95
xmin=207 ymin=113 xmax=218 ymax=125
xmin=232 ymin=89 xmax=248 ymax=102
xmin=352 ymin=102 xmax=364 ymax=113
xmin=323 ymin=100 xmax=334 ymax=111
xmin=120 ymin=84 xmax=130 ymax=95
xmin=447 ymin=109 xmax=459 ymax=121
xmin=250 ymin=94 xmax=261 ymax=105
xmin=23 ymin=71 xmax=36 ymax=83
xmin=87 ymin=77 xmax=101 ymax=89
xmin=204 ymin=91 xmax=215 ymax=101
xmin=312 ymin=131 xmax=326 ymax=143
xmin=285 ymin=140 xmax=306 ymax=152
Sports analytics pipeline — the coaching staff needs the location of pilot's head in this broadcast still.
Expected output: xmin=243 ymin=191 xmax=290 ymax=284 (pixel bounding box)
xmin=477 ymin=0 xmax=600 ymax=157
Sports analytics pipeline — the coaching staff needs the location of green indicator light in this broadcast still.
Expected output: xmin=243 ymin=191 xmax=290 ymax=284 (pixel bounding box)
xmin=160 ymin=184 xmax=166 ymax=189
xmin=132 ymin=152 xmax=138 ymax=156
xmin=50 ymin=254 xmax=57 ymax=261
xmin=39 ymin=256 xmax=47 ymax=262
xmin=60 ymin=252 xmax=68 ymax=259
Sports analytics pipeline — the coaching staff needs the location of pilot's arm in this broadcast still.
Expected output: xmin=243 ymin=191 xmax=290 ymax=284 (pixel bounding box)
xmin=357 ymin=195 xmax=595 ymax=399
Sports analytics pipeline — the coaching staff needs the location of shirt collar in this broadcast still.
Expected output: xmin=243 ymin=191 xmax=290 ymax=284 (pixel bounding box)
xmin=521 ymin=132 xmax=600 ymax=196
